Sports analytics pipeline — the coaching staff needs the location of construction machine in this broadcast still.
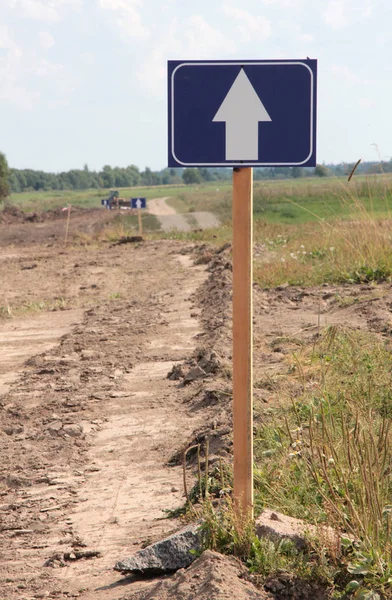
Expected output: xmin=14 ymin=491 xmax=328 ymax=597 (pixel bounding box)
xmin=101 ymin=190 xmax=130 ymax=209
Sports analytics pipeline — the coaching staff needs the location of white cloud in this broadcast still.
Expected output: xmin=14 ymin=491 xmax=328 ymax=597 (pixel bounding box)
xmin=184 ymin=15 xmax=237 ymax=54
xmin=330 ymin=64 xmax=360 ymax=83
xmin=0 ymin=25 xmax=75 ymax=110
xmin=298 ymin=33 xmax=314 ymax=43
xmin=323 ymin=0 xmax=375 ymax=29
xmin=138 ymin=15 xmax=236 ymax=96
xmin=7 ymin=0 xmax=83 ymax=22
xmin=259 ymin=0 xmax=300 ymax=6
xmin=359 ymin=97 xmax=374 ymax=109
xmin=0 ymin=25 xmax=22 ymax=57
xmin=0 ymin=26 xmax=37 ymax=109
xmin=99 ymin=0 xmax=149 ymax=39
xmin=222 ymin=6 xmax=271 ymax=41
xmin=80 ymin=52 xmax=95 ymax=65
xmin=34 ymin=57 xmax=63 ymax=77
xmin=323 ymin=1 xmax=346 ymax=29
xmin=38 ymin=31 xmax=55 ymax=49
xmin=330 ymin=64 xmax=373 ymax=86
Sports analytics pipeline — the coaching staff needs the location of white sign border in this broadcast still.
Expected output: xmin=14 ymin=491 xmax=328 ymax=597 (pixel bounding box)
xmin=171 ymin=61 xmax=314 ymax=167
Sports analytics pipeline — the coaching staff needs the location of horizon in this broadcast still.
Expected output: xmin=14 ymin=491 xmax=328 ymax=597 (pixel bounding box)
xmin=6 ymin=156 xmax=391 ymax=175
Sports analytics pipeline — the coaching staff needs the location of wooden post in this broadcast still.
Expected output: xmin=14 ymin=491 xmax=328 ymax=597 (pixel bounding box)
xmin=64 ymin=204 xmax=71 ymax=246
xmin=138 ymin=209 xmax=143 ymax=236
xmin=232 ymin=167 xmax=253 ymax=518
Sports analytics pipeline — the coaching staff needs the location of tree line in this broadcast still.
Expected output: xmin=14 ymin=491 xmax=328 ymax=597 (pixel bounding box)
xmin=1 ymin=151 xmax=392 ymax=202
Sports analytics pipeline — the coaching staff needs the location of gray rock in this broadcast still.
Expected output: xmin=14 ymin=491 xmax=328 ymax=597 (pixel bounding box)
xmin=114 ymin=525 xmax=200 ymax=575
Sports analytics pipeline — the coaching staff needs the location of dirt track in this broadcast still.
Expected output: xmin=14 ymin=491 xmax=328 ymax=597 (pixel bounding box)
xmin=148 ymin=197 xmax=220 ymax=232
xmin=0 ymin=240 xmax=221 ymax=599
xmin=2 ymin=210 xmax=392 ymax=599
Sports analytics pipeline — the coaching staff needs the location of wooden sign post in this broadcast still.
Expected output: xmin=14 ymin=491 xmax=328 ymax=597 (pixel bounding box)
xmin=138 ymin=209 xmax=143 ymax=236
xmin=232 ymin=167 xmax=254 ymax=518
xmin=64 ymin=204 xmax=72 ymax=246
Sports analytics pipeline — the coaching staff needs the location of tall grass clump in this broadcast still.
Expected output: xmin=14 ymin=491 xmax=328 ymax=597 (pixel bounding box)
xmin=254 ymin=175 xmax=392 ymax=288
xmin=255 ymin=326 xmax=392 ymax=596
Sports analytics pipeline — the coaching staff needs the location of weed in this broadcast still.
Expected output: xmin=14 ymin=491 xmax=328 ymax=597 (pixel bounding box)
xmin=0 ymin=297 xmax=68 ymax=319
xmin=254 ymin=326 xmax=392 ymax=597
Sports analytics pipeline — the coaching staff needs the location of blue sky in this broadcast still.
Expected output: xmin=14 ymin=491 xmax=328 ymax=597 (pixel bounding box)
xmin=0 ymin=0 xmax=391 ymax=172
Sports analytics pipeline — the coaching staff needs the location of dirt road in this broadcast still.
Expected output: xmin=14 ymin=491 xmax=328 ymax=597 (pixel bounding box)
xmin=0 ymin=241 xmax=225 ymax=599
xmin=148 ymin=197 xmax=220 ymax=232
xmin=2 ymin=217 xmax=392 ymax=599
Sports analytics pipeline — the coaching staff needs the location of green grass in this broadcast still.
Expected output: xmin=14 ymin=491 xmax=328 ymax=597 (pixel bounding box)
xmin=0 ymin=297 xmax=69 ymax=319
xmin=7 ymin=180 xmax=232 ymax=214
xmin=252 ymin=174 xmax=392 ymax=224
xmin=253 ymin=326 xmax=392 ymax=598
xmin=197 ymin=326 xmax=392 ymax=598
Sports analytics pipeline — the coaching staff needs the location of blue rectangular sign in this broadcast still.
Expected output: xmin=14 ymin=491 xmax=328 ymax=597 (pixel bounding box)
xmin=131 ymin=197 xmax=147 ymax=209
xmin=168 ymin=60 xmax=317 ymax=168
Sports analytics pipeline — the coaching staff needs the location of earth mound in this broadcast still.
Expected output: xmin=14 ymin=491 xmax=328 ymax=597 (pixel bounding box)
xmin=124 ymin=550 xmax=271 ymax=600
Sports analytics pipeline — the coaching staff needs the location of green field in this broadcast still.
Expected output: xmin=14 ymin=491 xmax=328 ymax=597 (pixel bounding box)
xmin=7 ymin=174 xmax=392 ymax=225
xmin=8 ymin=181 xmax=232 ymax=214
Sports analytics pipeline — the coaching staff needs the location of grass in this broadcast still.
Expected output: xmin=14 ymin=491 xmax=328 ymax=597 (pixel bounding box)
xmin=7 ymin=180 xmax=232 ymax=214
xmin=252 ymin=216 xmax=392 ymax=288
xmin=253 ymin=173 xmax=392 ymax=223
xmin=189 ymin=326 xmax=392 ymax=598
xmin=252 ymin=325 xmax=392 ymax=598
xmin=0 ymin=297 xmax=69 ymax=319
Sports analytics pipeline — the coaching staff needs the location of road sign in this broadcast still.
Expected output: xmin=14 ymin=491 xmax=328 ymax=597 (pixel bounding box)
xmin=131 ymin=197 xmax=147 ymax=209
xmin=168 ymin=60 xmax=317 ymax=167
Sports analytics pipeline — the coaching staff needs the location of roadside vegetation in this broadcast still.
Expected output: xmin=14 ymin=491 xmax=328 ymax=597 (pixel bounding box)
xmin=184 ymin=325 xmax=392 ymax=599
xmin=252 ymin=326 xmax=392 ymax=598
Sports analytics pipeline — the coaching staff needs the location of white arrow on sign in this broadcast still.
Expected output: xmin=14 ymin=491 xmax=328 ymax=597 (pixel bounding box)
xmin=213 ymin=69 xmax=272 ymax=161
xmin=136 ymin=198 xmax=142 ymax=209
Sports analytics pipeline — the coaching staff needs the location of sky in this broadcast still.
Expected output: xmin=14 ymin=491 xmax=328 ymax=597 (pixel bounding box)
xmin=0 ymin=0 xmax=392 ymax=172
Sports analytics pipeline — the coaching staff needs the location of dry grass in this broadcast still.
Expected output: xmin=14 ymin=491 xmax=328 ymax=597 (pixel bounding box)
xmin=255 ymin=326 xmax=392 ymax=596
xmin=254 ymin=215 xmax=392 ymax=288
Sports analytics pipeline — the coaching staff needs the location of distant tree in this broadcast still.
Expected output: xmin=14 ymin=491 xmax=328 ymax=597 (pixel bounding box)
xmin=314 ymin=164 xmax=330 ymax=177
xmin=141 ymin=167 xmax=153 ymax=185
xmin=182 ymin=168 xmax=201 ymax=185
xmin=199 ymin=168 xmax=213 ymax=182
xmin=101 ymin=165 xmax=115 ymax=188
xmin=291 ymin=166 xmax=304 ymax=178
xmin=0 ymin=153 xmax=10 ymax=202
